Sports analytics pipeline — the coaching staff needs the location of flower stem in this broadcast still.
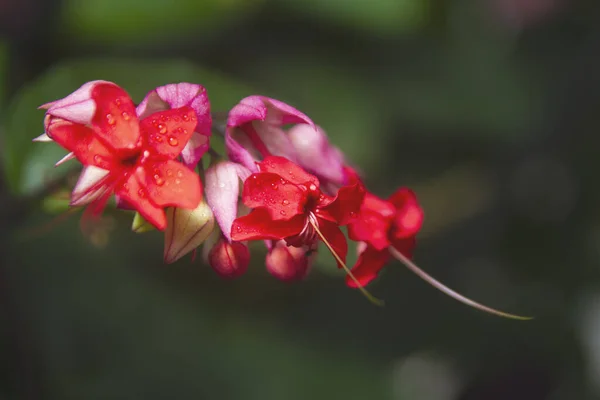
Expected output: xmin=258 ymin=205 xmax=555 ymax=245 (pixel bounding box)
xmin=389 ymin=247 xmax=532 ymax=320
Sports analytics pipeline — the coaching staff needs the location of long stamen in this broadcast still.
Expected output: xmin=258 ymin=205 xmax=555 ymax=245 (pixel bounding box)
xmin=309 ymin=219 xmax=384 ymax=306
xmin=388 ymin=247 xmax=532 ymax=320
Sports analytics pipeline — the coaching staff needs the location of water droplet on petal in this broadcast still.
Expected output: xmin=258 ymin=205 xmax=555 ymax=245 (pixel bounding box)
xmin=93 ymin=155 xmax=101 ymax=163
xmin=138 ymin=188 xmax=146 ymax=198
xmin=106 ymin=114 xmax=115 ymax=125
xmin=176 ymin=170 xmax=183 ymax=178
xmin=309 ymin=184 xmax=317 ymax=191
xmin=175 ymin=179 xmax=181 ymax=185
xmin=280 ymin=210 xmax=286 ymax=216
xmin=166 ymin=169 xmax=173 ymax=177
xmin=271 ymin=183 xmax=278 ymax=190
xmin=157 ymin=124 xmax=167 ymax=134
xmin=121 ymin=111 xmax=130 ymax=121
xmin=115 ymin=99 xmax=121 ymax=106
xmin=182 ymin=114 xmax=189 ymax=121
xmin=218 ymin=182 xmax=226 ymax=188
xmin=282 ymin=199 xmax=289 ymax=205
xmin=168 ymin=137 xmax=179 ymax=146
xmin=153 ymin=174 xmax=164 ymax=186
xmin=236 ymin=226 xmax=242 ymax=232
xmin=154 ymin=135 xmax=163 ymax=142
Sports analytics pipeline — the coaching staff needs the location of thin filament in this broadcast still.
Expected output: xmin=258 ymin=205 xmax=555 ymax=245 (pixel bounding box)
xmin=310 ymin=220 xmax=384 ymax=306
xmin=389 ymin=247 xmax=532 ymax=320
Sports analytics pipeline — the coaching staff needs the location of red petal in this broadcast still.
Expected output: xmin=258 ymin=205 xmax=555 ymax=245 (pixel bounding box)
xmin=319 ymin=181 xmax=365 ymax=225
xmin=347 ymin=208 xmax=392 ymax=251
xmin=258 ymin=156 xmax=319 ymax=187
xmin=141 ymin=159 xmax=202 ymax=209
xmin=90 ymin=83 xmax=140 ymax=151
xmin=140 ymin=106 xmax=197 ymax=159
xmin=115 ymin=173 xmax=167 ymax=230
xmin=231 ymin=209 xmax=305 ymax=241
xmin=388 ymin=188 xmax=423 ymax=239
xmin=45 ymin=116 xmax=119 ymax=170
xmin=346 ymin=246 xmax=390 ymax=288
xmin=317 ymin=219 xmax=348 ymax=269
xmin=242 ymin=172 xmax=306 ymax=220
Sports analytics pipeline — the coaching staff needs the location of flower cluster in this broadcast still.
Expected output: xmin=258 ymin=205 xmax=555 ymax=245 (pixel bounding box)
xmin=35 ymin=81 xmax=530 ymax=317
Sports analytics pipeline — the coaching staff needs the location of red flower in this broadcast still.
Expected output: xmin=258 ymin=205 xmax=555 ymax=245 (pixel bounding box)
xmin=43 ymin=82 xmax=202 ymax=229
xmin=347 ymin=188 xmax=424 ymax=287
xmin=231 ymin=156 xmax=364 ymax=269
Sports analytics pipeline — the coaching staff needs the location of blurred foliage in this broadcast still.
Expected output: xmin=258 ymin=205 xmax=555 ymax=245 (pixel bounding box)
xmin=2 ymin=0 xmax=600 ymax=399
xmin=61 ymin=0 xmax=262 ymax=44
xmin=276 ymin=0 xmax=431 ymax=34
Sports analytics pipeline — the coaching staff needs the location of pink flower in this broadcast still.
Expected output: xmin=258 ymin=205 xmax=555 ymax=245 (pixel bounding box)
xmin=40 ymin=81 xmax=203 ymax=229
xmin=225 ymin=96 xmax=352 ymax=190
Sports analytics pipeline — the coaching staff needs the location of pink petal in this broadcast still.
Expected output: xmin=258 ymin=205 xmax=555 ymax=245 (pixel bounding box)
xmin=41 ymin=80 xmax=113 ymax=125
xmin=287 ymin=124 xmax=346 ymax=186
xmin=181 ymin=131 xmax=210 ymax=169
xmin=204 ymin=160 xmax=251 ymax=241
xmin=71 ymin=166 xmax=112 ymax=206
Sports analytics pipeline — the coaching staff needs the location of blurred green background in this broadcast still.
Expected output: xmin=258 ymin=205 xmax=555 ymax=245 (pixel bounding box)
xmin=2 ymin=0 xmax=600 ymax=399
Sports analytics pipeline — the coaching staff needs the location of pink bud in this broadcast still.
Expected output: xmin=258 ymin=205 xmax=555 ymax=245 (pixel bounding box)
xmin=208 ymin=238 xmax=250 ymax=279
xmin=265 ymin=241 xmax=313 ymax=281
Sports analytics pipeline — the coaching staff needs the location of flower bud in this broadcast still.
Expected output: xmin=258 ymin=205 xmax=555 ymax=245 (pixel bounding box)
xmin=265 ymin=241 xmax=313 ymax=281
xmin=163 ymin=200 xmax=215 ymax=264
xmin=208 ymin=237 xmax=250 ymax=279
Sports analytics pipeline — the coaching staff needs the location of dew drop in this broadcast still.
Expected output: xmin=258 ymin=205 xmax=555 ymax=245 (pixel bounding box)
xmin=158 ymin=124 xmax=167 ymax=134
xmin=137 ymin=188 xmax=146 ymax=198
xmin=115 ymin=99 xmax=121 ymax=106
xmin=153 ymin=174 xmax=164 ymax=186
xmin=152 ymin=119 xmax=158 ymax=126
xmin=175 ymin=179 xmax=181 ymax=185
xmin=282 ymin=199 xmax=289 ymax=205
xmin=280 ymin=210 xmax=286 ymax=216
xmin=271 ymin=183 xmax=278 ymax=190
xmin=168 ymin=137 xmax=179 ymax=146
xmin=105 ymin=113 xmax=115 ymax=125
xmin=176 ymin=170 xmax=184 ymax=178
xmin=166 ymin=169 xmax=173 ymax=177
xmin=121 ymin=111 xmax=130 ymax=121
xmin=182 ymin=114 xmax=189 ymax=121
xmin=93 ymin=155 xmax=101 ymax=163
xmin=309 ymin=184 xmax=317 ymax=191
xmin=236 ymin=226 xmax=242 ymax=232
xmin=218 ymin=182 xmax=226 ymax=188
xmin=154 ymin=135 xmax=163 ymax=142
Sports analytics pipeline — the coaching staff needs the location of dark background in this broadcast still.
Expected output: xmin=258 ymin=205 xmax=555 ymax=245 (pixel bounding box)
xmin=1 ymin=0 xmax=599 ymax=399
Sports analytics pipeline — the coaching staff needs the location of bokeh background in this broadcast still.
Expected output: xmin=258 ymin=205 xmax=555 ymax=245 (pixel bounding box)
xmin=2 ymin=0 xmax=600 ymax=399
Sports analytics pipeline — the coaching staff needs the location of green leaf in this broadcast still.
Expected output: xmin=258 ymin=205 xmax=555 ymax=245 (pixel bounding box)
xmin=3 ymin=58 xmax=253 ymax=195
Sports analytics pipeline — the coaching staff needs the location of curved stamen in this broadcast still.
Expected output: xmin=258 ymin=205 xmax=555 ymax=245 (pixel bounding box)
xmin=389 ymin=247 xmax=532 ymax=320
